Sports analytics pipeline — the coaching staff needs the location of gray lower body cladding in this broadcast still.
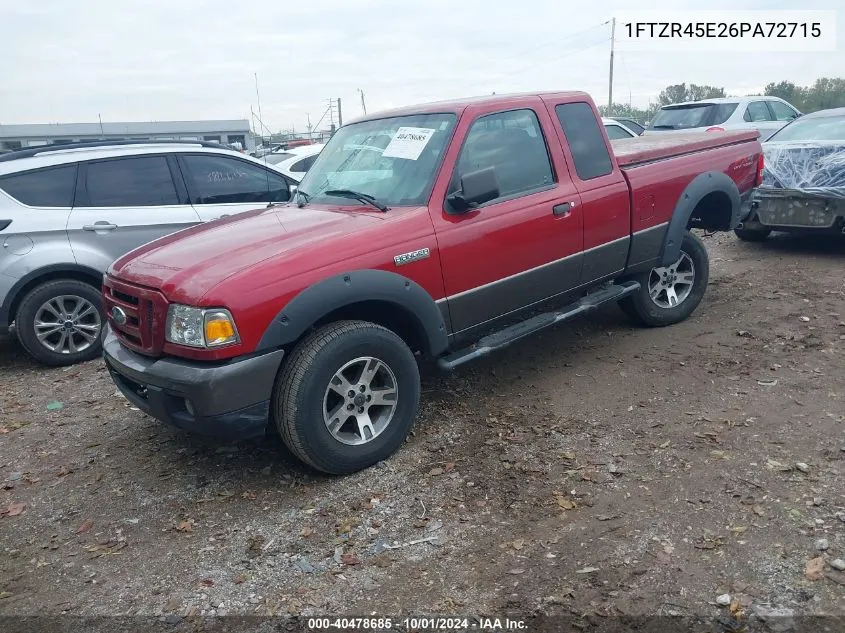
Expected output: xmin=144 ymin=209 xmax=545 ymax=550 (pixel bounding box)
xmin=102 ymin=327 xmax=284 ymax=440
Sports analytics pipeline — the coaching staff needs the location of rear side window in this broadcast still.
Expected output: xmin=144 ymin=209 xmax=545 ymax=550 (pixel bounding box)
xmin=85 ymin=156 xmax=178 ymax=207
xmin=604 ymin=124 xmax=634 ymax=140
xmin=181 ymin=154 xmax=290 ymax=204
xmin=744 ymin=101 xmax=773 ymax=123
xmin=451 ymin=109 xmax=554 ymax=200
xmin=555 ymin=102 xmax=612 ymax=180
xmin=0 ymin=165 xmax=77 ymax=207
xmin=289 ymin=154 xmax=318 ymax=173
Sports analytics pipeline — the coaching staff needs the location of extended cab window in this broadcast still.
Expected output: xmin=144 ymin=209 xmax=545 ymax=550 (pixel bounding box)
xmin=451 ymin=109 xmax=554 ymax=200
xmin=555 ymin=102 xmax=612 ymax=180
xmin=85 ymin=156 xmax=178 ymax=207
xmin=0 ymin=164 xmax=77 ymax=207
xmin=182 ymin=155 xmax=289 ymax=204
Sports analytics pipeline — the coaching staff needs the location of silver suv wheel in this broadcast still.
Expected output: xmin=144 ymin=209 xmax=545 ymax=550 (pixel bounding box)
xmin=323 ymin=356 xmax=398 ymax=446
xmin=33 ymin=295 xmax=102 ymax=355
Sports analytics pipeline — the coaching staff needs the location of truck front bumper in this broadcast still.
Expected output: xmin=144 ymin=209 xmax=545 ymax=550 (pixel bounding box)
xmin=103 ymin=326 xmax=284 ymax=440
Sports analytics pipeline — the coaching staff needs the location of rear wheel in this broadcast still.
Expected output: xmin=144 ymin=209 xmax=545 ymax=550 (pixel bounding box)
xmin=620 ymin=231 xmax=709 ymax=327
xmin=16 ymin=280 xmax=103 ymax=366
xmin=273 ymin=320 xmax=420 ymax=474
xmin=734 ymin=226 xmax=771 ymax=242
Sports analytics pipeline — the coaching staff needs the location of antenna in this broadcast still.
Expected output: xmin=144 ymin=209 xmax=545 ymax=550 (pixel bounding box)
xmin=358 ymin=89 xmax=367 ymax=115
xmin=255 ymin=73 xmax=266 ymax=151
xmin=98 ymin=114 xmax=104 ymax=135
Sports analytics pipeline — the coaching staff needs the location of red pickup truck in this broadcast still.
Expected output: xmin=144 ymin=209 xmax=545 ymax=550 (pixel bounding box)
xmin=102 ymin=92 xmax=763 ymax=474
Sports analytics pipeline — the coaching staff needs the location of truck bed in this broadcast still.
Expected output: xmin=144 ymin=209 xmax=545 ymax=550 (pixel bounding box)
xmin=611 ymin=130 xmax=760 ymax=168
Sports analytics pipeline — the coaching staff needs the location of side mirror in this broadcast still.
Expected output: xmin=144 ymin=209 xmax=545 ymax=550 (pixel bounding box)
xmin=289 ymin=184 xmax=298 ymax=195
xmin=447 ymin=167 xmax=499 ymax=213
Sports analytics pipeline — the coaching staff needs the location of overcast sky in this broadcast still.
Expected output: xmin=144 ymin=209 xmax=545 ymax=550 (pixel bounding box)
xmin=2 ymin=0 xmax=843 ymax=133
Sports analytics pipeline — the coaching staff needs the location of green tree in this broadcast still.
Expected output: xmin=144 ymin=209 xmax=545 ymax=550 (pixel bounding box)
xmin=656 ymin=83 xmax=725 ymax=106
xmin=764 ymin=77 xmax=845 ymax=113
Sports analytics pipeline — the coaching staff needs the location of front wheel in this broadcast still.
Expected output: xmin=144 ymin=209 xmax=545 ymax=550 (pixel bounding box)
xmin=273 ymin=320 xmax=420 ymax=475
xmin=619 ymin=231 xmax=709 ymax=327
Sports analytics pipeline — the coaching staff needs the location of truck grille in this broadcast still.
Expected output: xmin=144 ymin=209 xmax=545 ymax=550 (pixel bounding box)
xmin=102 ymin=276 xmax=169 ymax=356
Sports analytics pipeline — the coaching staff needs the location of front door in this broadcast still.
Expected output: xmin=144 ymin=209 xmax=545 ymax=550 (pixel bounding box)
xmin=429 ymin=102 xmax=584 ymax=334
xmin=176 ymin=153 xmax=291 ymax=222
xmin=67 ymin=155 xmax=202 ymax=272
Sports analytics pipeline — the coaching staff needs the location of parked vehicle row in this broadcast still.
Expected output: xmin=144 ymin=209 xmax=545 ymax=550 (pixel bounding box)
xmin=100 ymin=91 xmax=763 ymax=474
xmin=0 ymin=141 xmax=296 ymax=365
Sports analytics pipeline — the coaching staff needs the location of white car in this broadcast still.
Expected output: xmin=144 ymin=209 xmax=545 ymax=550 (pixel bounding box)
xmin=602 ymin=117 xmax=640 ymax=140
xmin=645 ymin=96 xmax=801 ymax=139
xmin=263 ymin=144 xmax=325 ymax=181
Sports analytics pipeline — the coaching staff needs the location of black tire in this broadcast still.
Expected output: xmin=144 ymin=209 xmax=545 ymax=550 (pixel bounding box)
xmin=273 ymin=320 xmax=420 ymax=475
xmin=619 ymin=231 xmax=709 ymax=327
xmin=15 ymin=279 xmax=104 ymax=366
xmin=734 ymin=227 xmax=771 ymax=242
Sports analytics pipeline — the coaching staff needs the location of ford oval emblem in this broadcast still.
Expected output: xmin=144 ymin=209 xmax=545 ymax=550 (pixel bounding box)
xmin=111 ymin=306 xmax=127 ymax=325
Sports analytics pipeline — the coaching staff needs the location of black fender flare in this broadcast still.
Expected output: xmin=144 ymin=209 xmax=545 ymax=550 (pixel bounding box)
xmin=659 ymin=171 xmax=740 ymax=266
xmin=0 ymin=263 xmax=103 ymax=327
xmin=256 ymin=269 xmax=449 ymax=357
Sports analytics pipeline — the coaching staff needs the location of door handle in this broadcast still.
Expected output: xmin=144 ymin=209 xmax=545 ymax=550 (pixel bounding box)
xmin=82 ymin=222 xmax=118 ymax=231
xmin=553 ymin=202 xmax=574 ymax=217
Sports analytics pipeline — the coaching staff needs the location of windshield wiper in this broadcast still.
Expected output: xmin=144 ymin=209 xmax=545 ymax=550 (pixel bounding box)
xmin=323 ymin=189 xmax=388 ymax=212
xmin=296 ymin=189 xmax=310 ymax=208
xmin=651 ymin=125 xmax=677 ymax=129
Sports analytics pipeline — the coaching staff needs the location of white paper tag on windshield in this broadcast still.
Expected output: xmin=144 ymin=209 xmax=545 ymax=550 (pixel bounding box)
xmin=381 ymin=127 xmax=436 ymax=160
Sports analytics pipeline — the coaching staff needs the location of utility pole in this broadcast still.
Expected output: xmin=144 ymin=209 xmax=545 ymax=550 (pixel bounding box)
xmin=306 ymin=113 xmax=312 ymax=140
xmin=358 ymin=89 xmax=367 ymax=115
xmin=337 ymin=98 xmax=343 ymax=127
xmin=607 ymin=17 xmax=616 ymax=115
xmin=255 ymin=73 xmax=266 ymax=147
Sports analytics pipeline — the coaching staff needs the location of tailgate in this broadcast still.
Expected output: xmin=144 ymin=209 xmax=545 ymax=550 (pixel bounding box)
xmin=612 ymin=130 xmax=760 ymax=168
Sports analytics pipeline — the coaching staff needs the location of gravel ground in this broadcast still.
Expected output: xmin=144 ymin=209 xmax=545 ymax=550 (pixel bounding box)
xmin=0 ymin=232 xmax=843 ymax=632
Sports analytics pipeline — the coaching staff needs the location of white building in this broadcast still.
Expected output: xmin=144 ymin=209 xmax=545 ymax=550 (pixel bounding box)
xmin=0 ymin=119 xmax=255 ymax=153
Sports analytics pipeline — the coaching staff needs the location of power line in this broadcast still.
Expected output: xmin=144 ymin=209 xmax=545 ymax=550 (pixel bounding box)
xmin=461 ymin=36 xmax=612 ymax=93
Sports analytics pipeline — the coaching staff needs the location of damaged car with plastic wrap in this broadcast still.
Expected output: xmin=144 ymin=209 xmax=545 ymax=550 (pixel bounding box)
xmin=736 ymin=107 xmax=845 ymax=241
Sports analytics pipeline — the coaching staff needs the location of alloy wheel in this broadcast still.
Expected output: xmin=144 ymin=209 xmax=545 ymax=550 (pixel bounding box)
xmin=323 ymin=356 xmax=398 ymax=446
xmin=33 ymin=295 xmax=102 ymax=355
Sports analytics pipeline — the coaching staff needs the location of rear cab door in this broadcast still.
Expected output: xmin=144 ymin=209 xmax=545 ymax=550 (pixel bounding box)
xmin=429 ymin=96 xmax=584 ymax=336
xmin=67 ymin=154 xmax=201 ymax=272
xmin=542 ymin=96 xmax=631 ymax=285
xmin=176 ymin=152 xmax=293 ymax=221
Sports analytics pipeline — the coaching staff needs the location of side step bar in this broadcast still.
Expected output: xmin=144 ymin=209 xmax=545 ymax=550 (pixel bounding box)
xmin=437 ymin=280 xmax=640 ymax=372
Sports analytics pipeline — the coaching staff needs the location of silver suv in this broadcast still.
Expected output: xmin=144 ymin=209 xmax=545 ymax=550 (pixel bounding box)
xmin=0 ymin=140 xmax=294 ymax=366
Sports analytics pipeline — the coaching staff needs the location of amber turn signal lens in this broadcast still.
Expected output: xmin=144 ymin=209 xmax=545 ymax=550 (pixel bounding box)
xmin=205 ymin=318 xmax=235 ymax=344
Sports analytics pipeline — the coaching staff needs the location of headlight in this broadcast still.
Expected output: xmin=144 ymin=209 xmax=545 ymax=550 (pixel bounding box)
xmin=165 ymin=305 xmax=239 ymax=348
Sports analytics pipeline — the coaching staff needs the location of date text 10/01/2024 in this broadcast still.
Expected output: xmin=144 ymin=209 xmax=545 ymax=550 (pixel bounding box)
xmin=306 ymin=617 xmax=527 ymax=630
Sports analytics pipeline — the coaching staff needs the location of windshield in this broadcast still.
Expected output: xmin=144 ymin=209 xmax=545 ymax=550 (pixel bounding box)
xmin=767 ymin=114 xmax=845 ymax=142
xmin=650 ymin=103 xmax=738 ymax=130
xmin=297 ymin=113 xmax=457 ymax=207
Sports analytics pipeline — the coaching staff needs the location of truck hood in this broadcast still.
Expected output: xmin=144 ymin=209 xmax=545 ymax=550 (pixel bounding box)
xmin=109 ymin=204 xmax=385 ymax=302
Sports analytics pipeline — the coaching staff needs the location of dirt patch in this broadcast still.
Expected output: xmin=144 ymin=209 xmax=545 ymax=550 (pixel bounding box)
xmin=1 ymin=233 xmax=844 ymax=629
